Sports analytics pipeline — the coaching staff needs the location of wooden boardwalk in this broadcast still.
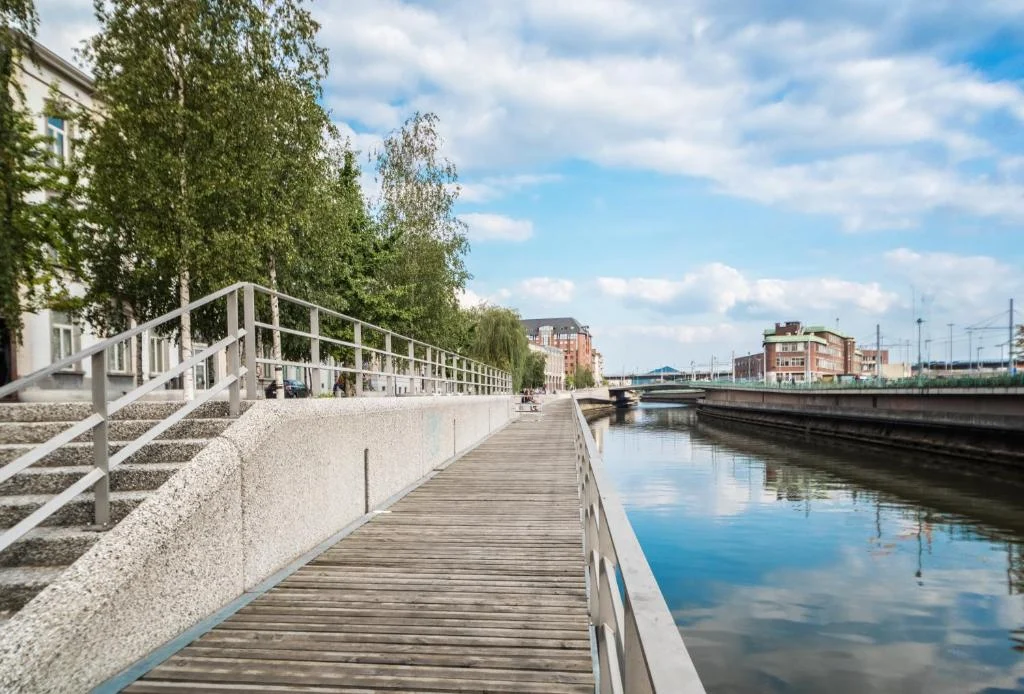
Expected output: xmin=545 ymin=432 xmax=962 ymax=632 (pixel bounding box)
xmin=126 ymin=401 xmax=594 ymax=693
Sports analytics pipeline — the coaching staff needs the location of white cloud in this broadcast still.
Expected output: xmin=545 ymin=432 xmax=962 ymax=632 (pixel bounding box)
xmin=517 ymin=277 xmax=575 ymax=303
xmin=457 ymin=286 xmax=512 ymax=308
xmin=460 ymin=212 xmax=534 ymax=242
xmin=597 ymin=264 xmax=899 ymax=317
xmin=34 ymin=0 xmax=1024 ymax=230
xmin=307 ymin=0 xmax=1024 ymax=230
xmin=882 ymin=248 xmax=1023 ymax=315
xmin=458 ymin=174 xmax=562 ymax=203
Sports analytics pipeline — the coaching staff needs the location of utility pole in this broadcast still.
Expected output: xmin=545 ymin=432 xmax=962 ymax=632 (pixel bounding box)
xmin=916 ymin=317 xmax=923 ymax=378
xmin=876 ymin=324 xmax=881 ymax=381
xmin=968 ymin=329 xmax=973 ymax=374
xmin=947 ymin=323 xmax=953 ymax=373
xmin=731 ymin=350 xmax=735 ymax=382
xmin=1010 ymin=298 xmax=1015 ymax=376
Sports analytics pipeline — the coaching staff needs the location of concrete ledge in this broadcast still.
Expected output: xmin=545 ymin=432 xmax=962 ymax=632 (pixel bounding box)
xmin=0 ymin=395 xmax=514 ymax=693
xmin=697 ymin=401 xmax=1024 ymax=468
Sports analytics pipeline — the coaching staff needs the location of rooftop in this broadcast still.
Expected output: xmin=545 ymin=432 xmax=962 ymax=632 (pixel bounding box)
xmin=521 ymin=317 xmax=589 ymax=336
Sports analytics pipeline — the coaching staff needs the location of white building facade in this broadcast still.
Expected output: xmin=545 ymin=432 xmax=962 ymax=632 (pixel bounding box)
xmin=3 ymin=41 xmax=229 ymax=400
xmin=529 ymin=343 xmax=565 ymax=392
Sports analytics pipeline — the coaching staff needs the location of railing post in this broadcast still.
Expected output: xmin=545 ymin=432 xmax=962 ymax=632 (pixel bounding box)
xmin=408 ymin=341 xmax=416 ymax=395
xmin=354 ymin=322 xmax=363 ymax=396
xmin=426 ymin=347 xmax=433 ymax=395
xmin=309 ymin=307 xmax=320 ymax=397
xmin=227 ymin=290 xmax=241 ymax=416
xmin=385 ymin=332 xmax=395 ymax=396
xmin=243 ymin=284 xmax=257 ymax=400
xmin=91 ymin=352 xmax=110 ymax=527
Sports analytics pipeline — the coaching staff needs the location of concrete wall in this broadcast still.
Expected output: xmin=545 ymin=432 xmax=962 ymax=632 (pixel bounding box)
xmin=702 ymin=385 xmax=1024 ymax=416
xmin=0 ymin=395 xmax=514 ymax=694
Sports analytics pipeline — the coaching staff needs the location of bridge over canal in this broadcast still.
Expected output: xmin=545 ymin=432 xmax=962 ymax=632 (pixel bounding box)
xmin=0 ymin=284 xmax=704 ymax=694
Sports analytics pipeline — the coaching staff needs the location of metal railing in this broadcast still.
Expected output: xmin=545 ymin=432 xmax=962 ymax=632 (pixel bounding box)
xmin=571 ymin=395 xmax=705 ymax=694
xmin=0 ymin=282 xmax=511 ymax=555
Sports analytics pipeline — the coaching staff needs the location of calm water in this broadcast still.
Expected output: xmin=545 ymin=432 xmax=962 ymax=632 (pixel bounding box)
xmin=592 ymin=403 xmax=1024 ymax=694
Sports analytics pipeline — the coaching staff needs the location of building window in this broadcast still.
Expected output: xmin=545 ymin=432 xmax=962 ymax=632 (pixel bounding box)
xmin=107 ymin=339 xmax=130 ymax=373
xmin=50 ymin=311 xmax=78 ymax=367
xmin=46 ymin=116 xmax=67 ymax=162
xmin=150 ymin=337 xmax=169 ymax=374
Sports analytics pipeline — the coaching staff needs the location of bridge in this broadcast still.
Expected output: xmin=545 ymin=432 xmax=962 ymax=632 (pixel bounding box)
xmin=0 ymin=283 xmax=705 ymax=693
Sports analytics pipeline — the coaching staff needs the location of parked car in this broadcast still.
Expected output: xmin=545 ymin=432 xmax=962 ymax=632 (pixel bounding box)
xmin=264 ymin=378 xmax=309 ymax=399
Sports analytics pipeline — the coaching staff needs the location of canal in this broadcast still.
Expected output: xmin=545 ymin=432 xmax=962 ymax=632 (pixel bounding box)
xmin=591 ymin=403 xmax=1024 ymax=694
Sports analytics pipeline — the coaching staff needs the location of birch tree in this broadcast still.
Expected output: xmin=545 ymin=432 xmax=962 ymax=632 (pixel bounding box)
xmin=80 ymin=0 xmax=329 ymax=400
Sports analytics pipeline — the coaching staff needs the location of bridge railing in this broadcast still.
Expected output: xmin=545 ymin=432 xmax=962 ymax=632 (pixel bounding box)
xmin=570 ymin=395 xmax=706 ymax=694
xmin=0 ymin=282 xmax=511 ymax=556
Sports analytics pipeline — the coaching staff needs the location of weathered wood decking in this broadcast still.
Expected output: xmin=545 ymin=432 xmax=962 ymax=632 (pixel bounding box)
xmin=127 ymin=401 xmax=593 ymax=693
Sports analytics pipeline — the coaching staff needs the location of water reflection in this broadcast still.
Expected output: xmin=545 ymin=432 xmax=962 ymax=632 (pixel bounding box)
xmin=594 ymin=403 xmax=1024 ymax=694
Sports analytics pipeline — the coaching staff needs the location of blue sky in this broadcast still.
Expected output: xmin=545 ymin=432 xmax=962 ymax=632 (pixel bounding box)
xmin=38 ymin=0 xmax=1024 ymax=373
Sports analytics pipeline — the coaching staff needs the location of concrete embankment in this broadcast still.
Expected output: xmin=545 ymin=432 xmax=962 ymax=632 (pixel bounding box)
xmin=0 ymin=396 xmax=514 ymax=694
xmin=697 ymin=386 xmax=1024 ymax=468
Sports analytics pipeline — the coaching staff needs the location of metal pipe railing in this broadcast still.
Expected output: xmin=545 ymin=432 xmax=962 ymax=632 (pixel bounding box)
xmin=0 ymin=283 xmax=511 ymax=555
xmin=570 ymin=395 xmax=706 ymax=694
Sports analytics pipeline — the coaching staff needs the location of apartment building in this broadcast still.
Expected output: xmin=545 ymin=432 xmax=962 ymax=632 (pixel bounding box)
xmin=591 ymin=350 xmax=604 ymax=385
xmin=528 ymin=343 xmax=565 ymax=391
xmin=521 ymin=317 xmax=593 ymax=378
xmin=2 ymin=40 xmax=230 ymax=399
xmin=763 ymin=321 xmax=862 ymax=383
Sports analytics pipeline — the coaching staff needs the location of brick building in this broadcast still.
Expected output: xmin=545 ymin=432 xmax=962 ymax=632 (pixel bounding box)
xmin=521 ymin=318 xmax=593 ymax=379
xmin=763 ymin=322 xmax=863 ymax=383
xmin=733 ymin=353 xmax=765 ymax=380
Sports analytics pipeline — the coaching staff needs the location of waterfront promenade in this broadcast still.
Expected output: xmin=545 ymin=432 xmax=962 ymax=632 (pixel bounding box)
xmin=124 ymin=401 xmax=594 ymax=692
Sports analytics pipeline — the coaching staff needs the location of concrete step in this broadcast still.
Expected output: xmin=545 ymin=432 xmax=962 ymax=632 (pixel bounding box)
xmin=0 ymin=490 xmax=148 ymax=528
xmin=0 ymin=400 xmax=250 ymax=423
xmin=0 ymin=565 xmax=68 ymax=613
xmin=0 ymin=526 xmax=102 ymax=567
xmin=0 ymin=462 xmax=183 ymax=496
xmin=0 ymin=417 xmax=232 ymax=445
xmin=0 ymin=438 xmax=209 ymax=467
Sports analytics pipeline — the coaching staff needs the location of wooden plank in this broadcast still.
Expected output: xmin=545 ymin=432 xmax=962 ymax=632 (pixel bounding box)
xmin=135 ymin=403 xmax=594 ymax=691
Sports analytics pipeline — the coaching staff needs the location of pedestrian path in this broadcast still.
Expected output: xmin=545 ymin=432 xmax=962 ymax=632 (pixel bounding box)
xmin=125 ymin=401 xmax=594 ymax=693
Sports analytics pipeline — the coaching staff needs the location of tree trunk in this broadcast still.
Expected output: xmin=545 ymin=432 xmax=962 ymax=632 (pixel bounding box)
xmin=269 ymin=257 xmax=283 ymax=399
xmin=180 ymin=268 xmax=194 ymax=401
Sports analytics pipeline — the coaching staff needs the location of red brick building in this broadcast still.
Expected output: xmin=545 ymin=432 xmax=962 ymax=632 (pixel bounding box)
xmin=763 ymin=322 xmax=863 ymax=383
xmin=733 ymin=353 xmax=765 ymax=380
xmin=521 ymin=318 xmax=593 ymax=379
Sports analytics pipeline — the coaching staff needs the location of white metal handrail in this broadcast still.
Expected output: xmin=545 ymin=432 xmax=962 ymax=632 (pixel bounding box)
xmin=246 ymin=284 xmax=511 ymax=397
xmin=570 ymin=395 xmax=706 ymax=694
xmin=0 ymin=282 xmax=512 ymax=555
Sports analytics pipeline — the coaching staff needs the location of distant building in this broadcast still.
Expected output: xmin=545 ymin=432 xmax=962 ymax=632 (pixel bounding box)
xmin=528 ymin=343 xmax=565 ymax=391
xmin=733 ymin=353 xmax=765 ymax=381
xmin=763 ymin=321 xmax=863 ymax=383
xmin=591 ymin=350 xmax=604 ymax=385
xmin=521 ymin=317 xmax=593 ymax=379
xmin=633 ymin=366 xmax=684 ymax=385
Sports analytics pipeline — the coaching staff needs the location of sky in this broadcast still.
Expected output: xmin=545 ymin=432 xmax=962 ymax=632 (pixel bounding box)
xmin=36 ymin=0 xmax=1024 ymax=374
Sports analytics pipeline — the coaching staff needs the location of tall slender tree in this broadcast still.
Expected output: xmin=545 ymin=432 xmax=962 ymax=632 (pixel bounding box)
xmin=373 ymin=112 xmax=469 ymax=349
xmin=79 ymin=0 xmax=330 ymax=399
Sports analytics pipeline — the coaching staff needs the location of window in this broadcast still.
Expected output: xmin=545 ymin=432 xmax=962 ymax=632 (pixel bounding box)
xmin=107 ymin=339 xmax=132 ymax=374
xmin=46 ymin=116 xmax=67 ymax=162
xmin=50 ymin=311 xmax=77 ymax=366
xmin=150 ymin=337 xmax=169 ymax=374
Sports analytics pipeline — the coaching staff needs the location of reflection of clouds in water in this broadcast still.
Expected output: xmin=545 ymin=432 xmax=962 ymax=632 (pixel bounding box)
xmin=674 ymin=544 xmax=1024 ymax=694
xmin=601 ymin=405 xmax=1024 ymax=694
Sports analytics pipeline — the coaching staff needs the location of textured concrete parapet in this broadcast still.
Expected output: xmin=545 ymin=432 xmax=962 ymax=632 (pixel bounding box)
xmin=0 ymin=395 xmax=514 ymax=694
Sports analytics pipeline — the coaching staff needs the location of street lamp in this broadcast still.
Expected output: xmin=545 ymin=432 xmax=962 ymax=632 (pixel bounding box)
xmin=916 ymin=317 xmax=923 ymax=378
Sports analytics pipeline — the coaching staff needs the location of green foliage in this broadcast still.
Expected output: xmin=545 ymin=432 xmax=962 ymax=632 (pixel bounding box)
xmin=373 ymin=112 xmax=469 ymax=349
xmin=465 ymin=305 xmax=529 ymax=391
xmin=573 ymin=366 xmax=595 ymax=389
xmin=522 ymin=351 xmax=546 ymax=389
xmin=77 ymin=1 xmax=330 ymax=337
xmin=1 ymin=6 xmax=81 ymax=338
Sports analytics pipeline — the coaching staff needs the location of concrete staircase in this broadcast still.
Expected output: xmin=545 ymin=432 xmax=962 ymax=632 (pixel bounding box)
xmin=0 ymin=401 xmax=245 ymax=623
